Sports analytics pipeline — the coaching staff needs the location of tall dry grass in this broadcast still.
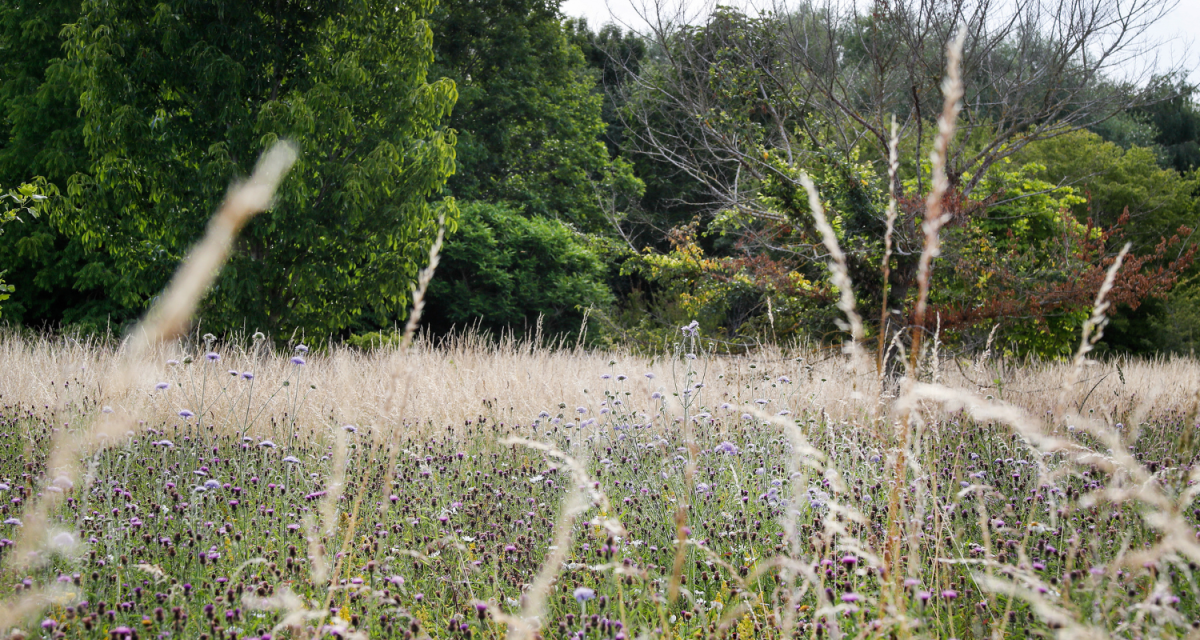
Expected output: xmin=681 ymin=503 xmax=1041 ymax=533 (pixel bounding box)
xmin=3 ymin=330 xmax=1194 ymax=444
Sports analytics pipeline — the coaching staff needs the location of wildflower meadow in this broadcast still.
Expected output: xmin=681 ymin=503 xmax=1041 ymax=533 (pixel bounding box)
xmin=1 ymin=326 xmax=1199 ymax=640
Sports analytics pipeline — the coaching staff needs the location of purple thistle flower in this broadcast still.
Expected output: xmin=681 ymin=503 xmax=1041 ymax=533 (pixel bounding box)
xmin=290 ymin=356 xmax=306 ymax=366
xmin=178 ymin=409 xmax=194 ymax=418
xmin=155 ymin=382 xmax=170 ymax=390
xmin=573 ymin=587 xmax=596 ymax=603
xmin=242 ymin=371 xmax=254 ymax=380
xmin=206 ymin=352 xmax=220 ymax=362
xmin=841 ymin=593 xmax=860 ymax=603
xmin=715 ymin=441 xmax=740 ymax=455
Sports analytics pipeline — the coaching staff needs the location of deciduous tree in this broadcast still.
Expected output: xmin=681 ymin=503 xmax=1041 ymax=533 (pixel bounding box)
xmin=5 ymin=0 xmax=459 ymax=337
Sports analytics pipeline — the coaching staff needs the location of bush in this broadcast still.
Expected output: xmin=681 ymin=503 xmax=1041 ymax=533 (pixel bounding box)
xmin=422 ymin=201 xmax=613 ymax=341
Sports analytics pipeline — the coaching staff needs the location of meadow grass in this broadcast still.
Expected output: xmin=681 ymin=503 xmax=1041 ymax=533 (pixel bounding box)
xmin=1 ymin=329 xmax=1199 ymax=640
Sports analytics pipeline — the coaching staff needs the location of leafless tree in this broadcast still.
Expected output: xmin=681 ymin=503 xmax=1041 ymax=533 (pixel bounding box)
xmin=616 ymin=0 xmax=1182 ymax=217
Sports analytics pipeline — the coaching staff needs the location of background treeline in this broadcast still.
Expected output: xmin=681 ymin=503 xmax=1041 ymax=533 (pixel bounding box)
xmin=1 ymin=0 xmax=1198 ymax=357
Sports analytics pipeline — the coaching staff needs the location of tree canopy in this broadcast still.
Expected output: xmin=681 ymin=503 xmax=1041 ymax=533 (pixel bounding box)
xmin=429 ymin=0 xmax=640 ymax=232
xmin=1 ymin=0 xmax=1198 ymax=357
xmin=1 ymin=0 xmax=458 ymax=338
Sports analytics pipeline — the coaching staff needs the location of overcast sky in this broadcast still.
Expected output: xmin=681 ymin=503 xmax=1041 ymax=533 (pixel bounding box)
xmin=561 ymin=0 xmax=1200 ymax=83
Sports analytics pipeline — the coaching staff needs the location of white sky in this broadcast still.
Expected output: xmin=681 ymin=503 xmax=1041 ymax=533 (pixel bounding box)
xmin=561 ymin=0 xmax=1200 ymax=83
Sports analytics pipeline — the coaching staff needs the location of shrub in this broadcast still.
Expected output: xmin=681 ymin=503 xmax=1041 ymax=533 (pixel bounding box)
xmin=422 ymin=201 xmax=614 ymax=341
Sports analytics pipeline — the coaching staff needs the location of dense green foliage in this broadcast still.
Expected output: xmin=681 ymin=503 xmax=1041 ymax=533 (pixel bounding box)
xmin=422 ymin=201 xmax=613 ymax=339
xmin=1132 ymin=77 xmax=1200 ymax=173
xmin=1 ymin=0 xmax=458 ymax=337
xmin=429 ymin=0 xmax=640 ymax=232
xmin=0 ymin=179 xmax=55 ymax=315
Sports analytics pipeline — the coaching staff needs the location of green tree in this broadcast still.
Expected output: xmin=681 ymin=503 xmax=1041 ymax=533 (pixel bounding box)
xmin=1131 ymin=77 xmax=1200 ymax=173
xmin=429 ymin=0 xmax=639 ymax=232
xmin=0 ymin=0 xmax=84 ymax=183
xmin=0 ymin=179 xmax=56 ymax=316
xmin=1015 ymin=129 xmax=1199 ymax=249
xmin=27 ymin=0 xmax=459 ymax=337
xmin=422 ymin=201 xmax=613 ymax=339
xmin=0 ymin=0 xmax=115 ymax=327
